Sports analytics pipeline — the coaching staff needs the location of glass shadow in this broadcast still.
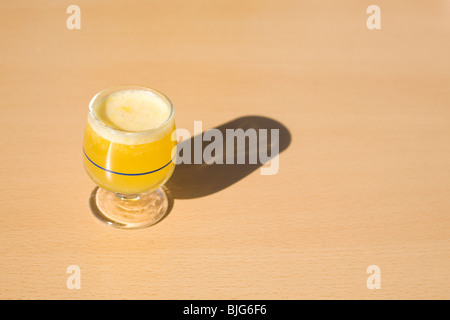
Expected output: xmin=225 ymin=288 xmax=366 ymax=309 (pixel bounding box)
xmin=165 ymin=115 xmax=291 ymax=199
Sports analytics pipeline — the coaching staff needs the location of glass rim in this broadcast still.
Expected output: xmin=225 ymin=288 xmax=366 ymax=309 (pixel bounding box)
xmin=88 ymin=85 xmax=175 ymax=135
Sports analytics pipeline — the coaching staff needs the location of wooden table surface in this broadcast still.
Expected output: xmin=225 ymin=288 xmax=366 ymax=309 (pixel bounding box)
xmin=0 ymin=0 xmax=449 ymax=300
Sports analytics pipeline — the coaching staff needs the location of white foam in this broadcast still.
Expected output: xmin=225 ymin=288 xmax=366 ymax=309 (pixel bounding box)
xmin=88 ymin=88 xmax=175 ymax=145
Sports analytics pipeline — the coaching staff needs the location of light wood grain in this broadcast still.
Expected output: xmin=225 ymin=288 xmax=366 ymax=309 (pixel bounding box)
xmin=0 ymin=0 xmax=449 ymax=299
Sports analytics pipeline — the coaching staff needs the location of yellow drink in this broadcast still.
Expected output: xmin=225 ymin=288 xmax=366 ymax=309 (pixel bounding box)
xmin=83 ymin=88 xmax=176 ymax=194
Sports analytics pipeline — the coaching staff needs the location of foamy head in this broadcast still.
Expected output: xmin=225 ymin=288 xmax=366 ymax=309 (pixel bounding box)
xmin=88 ymin=87 xmax=174 ymax=145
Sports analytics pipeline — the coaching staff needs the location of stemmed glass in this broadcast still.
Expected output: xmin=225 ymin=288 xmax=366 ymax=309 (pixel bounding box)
xmin=82 ymin=86 xmax=176 ymax=229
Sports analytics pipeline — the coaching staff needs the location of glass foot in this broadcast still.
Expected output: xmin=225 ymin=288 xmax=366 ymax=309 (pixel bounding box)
xmin=89 ymin=187 xmax=171 ymax=229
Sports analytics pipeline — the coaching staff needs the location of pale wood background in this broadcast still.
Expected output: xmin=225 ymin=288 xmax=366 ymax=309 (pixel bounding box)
xmin=0 ymin=0 xmax=449 ymax=299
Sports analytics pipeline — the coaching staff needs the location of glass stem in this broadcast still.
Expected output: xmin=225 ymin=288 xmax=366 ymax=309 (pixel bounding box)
xmin=115 ymin=193 xmax=142 ymax=201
